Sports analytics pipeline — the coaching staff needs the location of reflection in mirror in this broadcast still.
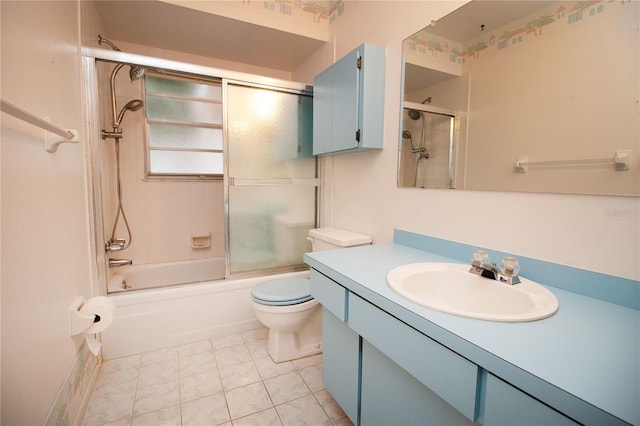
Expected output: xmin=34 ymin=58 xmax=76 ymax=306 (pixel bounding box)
xmin=399 ymin=0 xmax=639 ymax=195
xmin=399 ymin=102 xmax=455 ymax=188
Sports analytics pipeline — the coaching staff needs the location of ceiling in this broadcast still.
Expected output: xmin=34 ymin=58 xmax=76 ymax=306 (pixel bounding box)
xmin=92 ymin=0 xmax=327 ymax=72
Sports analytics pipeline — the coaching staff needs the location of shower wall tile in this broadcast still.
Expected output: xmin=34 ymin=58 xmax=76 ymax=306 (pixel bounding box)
xmin=100 ymin=47 xmax=226 ymax=274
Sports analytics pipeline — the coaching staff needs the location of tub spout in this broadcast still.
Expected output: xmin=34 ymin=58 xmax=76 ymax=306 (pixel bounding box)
xmin=109 ymin=258 xmax=132 ymax=268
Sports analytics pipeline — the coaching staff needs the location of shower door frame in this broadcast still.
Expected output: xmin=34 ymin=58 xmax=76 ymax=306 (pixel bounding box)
xmin=82 ymin=48 xmax=317 ymax=295
xmin=222 ymin=79 xmax=318 ymax=279
xmin=399 ymin=101 xmax=458 ymax=189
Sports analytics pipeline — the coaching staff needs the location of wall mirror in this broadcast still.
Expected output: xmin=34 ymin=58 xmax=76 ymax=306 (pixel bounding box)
xmin=399 ymin=0 xmax=639 ymax=196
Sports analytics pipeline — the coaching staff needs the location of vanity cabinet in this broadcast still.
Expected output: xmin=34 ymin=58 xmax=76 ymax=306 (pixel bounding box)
xmin=482 ymin=373 xmax=578 ymax=426
xmin=310 ymin=268 xmax=583 ymax=426
xmin=349 ymin=293 xmax=478 ymax=423
xmin=360 ymin=340 xmax=475 ymax=426
xmin=309 ymin=270 xmax=359 ymax=423
xmin=312 ymin=43 xmax=385 ymax=156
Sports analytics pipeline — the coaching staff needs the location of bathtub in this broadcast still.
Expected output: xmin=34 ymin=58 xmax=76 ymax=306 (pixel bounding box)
xmin=107 ymin=257 xmax=226 ymax=293
xmin=101 ymin=265 xmax=310 ymax=360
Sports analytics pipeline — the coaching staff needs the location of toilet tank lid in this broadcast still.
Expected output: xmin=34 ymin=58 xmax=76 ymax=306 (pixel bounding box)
xmin=308 ymin=227 xmax=372 ymax=247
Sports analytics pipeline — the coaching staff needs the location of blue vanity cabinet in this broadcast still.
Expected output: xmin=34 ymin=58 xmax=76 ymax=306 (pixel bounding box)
xmin=309 ymin=270 xmax=359 ymax=424
xmin=349 ymin=293 xmax=478 ymax=424
xmin=321 ymin=309 xmax=360 ymax=424
xmin=481 ymin=373 xmax=579 ymax=426
xmin=312 ymin=43 xmax=385 ymax=156
xmin=360 ymin=340 xmax=476 ymax=426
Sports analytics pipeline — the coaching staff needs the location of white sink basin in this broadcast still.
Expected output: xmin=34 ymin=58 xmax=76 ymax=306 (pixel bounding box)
xmin=387 ymin=263 xmax=559 ymax=322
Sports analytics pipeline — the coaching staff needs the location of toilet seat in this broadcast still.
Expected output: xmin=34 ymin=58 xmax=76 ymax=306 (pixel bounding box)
xmin=251 ymin=278 xmax=313 ymax=306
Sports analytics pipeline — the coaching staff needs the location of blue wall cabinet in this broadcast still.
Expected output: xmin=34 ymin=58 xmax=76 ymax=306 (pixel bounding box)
xmin=313 ymin=43 xmax=385 ymax=155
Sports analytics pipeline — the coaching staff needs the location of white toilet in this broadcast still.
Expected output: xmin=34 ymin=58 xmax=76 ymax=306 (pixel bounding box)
xmin=251 ymin=227 xmax=372 ymax=362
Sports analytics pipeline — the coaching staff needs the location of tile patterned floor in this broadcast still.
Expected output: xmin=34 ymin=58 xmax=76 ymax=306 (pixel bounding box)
xmin=83 ymin=327 xmax=352 ymax=426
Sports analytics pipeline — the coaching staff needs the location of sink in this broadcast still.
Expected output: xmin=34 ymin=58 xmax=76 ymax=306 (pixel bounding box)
xmin=387 ymin=263 xmax=559 ymax=322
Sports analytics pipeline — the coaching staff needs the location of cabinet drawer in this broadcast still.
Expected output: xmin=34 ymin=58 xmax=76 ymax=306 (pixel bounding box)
xmin=483 ymin=373 xmax=578 ymax=425
xmin=349 ymin=293 xmax=479 ymax=421
xmin=310 ymin=269 xmax=347 ymax=321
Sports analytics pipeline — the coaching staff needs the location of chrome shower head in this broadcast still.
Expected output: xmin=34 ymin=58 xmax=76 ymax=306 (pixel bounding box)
xmin=129 ymin=65 xmax=146 ymax=81
xmin=115 ymin=99 xmax=144 ymax=127
xmin=407 ymin=97 xmax=432 ymax=120
xmin=408 ymin=109 xmax=422 ymax=120
xmin=97 ymin=35 xmax=146 ymax=82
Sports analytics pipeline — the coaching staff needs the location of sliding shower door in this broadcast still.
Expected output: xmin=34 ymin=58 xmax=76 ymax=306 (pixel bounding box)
xmin=226 ymin=82 xmax=316 ymax=275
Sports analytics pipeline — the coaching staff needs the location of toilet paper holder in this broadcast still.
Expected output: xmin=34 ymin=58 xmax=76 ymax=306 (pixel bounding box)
xmin=69 ymin=296 xmax=99 ymax=336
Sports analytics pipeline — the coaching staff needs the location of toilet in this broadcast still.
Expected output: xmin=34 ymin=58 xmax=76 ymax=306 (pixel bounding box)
xmin=251 ymin=227 xmax=372 ymax=362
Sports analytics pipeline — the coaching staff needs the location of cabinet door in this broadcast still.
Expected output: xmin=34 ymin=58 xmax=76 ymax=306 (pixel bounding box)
xmin=482 ymin=373 xmax=579 ymax=426
xmin=349 ymin=293 xmax=478 ymax=420
xmin=313 ymin=49 xmax=359 ymax=155
xmin=322 ymin=308 xmax=360 ymax=424
xmin=361 ymin=340 xmax=476 ymax=426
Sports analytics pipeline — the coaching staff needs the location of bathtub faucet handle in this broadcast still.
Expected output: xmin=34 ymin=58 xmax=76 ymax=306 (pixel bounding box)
xmin=105 ymin=238 xmax=126 ymax=252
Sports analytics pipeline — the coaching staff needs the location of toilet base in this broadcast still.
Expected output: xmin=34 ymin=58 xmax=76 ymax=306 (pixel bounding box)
xmin=267 ymin=328 xmax=322 ymax=363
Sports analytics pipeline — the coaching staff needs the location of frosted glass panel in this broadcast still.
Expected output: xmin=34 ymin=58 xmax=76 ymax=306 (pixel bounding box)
xmin=150 ymin=151 xmax=223 ymax=175
xmin=227 ymin=84 xmax=314 ymax=178
xmin=227 ymin=83 xmax=316 ymax=275
xmin=149 ymin=124 xmax=223 ymax=150
xmin=146 ymin=96 xmax=222 ymax=124
xmin=146 ymin=75 xmax=221 ymax=99
xmin=228 ymin=186 xmax=316 ymax=274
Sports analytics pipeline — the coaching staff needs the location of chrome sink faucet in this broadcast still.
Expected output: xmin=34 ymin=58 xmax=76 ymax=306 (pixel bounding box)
xmin=469 ymin=250 xmax=521 ymax=285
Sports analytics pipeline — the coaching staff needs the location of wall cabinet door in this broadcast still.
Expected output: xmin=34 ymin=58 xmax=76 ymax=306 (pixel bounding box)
xmin=313 ymin=43 xmax=385 ymax=155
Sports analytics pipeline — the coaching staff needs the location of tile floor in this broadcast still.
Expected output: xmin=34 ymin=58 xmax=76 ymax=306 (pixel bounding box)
xmin=83 ymin=327 xmax=352 ymax=426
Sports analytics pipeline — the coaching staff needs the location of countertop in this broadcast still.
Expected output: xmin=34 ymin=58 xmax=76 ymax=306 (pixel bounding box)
xmin=304 ymin=243 xmax=640 ymax=426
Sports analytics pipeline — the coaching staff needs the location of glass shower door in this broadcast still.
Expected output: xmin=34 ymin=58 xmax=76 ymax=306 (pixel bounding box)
xmin=226 ymin=83 xmax=316 ymax=275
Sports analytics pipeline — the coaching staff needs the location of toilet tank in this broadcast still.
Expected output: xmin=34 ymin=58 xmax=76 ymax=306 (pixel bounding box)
xmin=308 ymin=227 xmax=372 ymax=252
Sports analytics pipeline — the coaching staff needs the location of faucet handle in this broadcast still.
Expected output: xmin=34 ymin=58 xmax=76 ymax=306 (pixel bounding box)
xmin=472 ymin=250 xmax=490 ymax=267
xmin=500 ymin=257 xmax=520 ymax=277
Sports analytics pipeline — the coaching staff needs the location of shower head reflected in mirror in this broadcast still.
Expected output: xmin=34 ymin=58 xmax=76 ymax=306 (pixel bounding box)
xmin=408 ymin=109 xmax=422 ymax=120
xmin=407 ymin=97 xmax=433 ymax=120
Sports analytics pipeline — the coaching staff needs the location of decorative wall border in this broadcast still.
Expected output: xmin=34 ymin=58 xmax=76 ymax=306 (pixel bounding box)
xmin=243 ymin=1 xmax=345 ymax=24
xmin=43 ymin=341 xmax=101 ymax=426
xmin=407 ymin=0 xmax=629 ymax=66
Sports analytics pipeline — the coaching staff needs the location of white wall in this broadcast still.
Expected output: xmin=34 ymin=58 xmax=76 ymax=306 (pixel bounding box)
xmin=0 ymin=1 xmax=94 ymax=424
xmin=293 ymin=1 xmax=640 ymax=281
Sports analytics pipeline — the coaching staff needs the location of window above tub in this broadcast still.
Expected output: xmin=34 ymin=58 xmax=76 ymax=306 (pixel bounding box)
xmin=144 ymin=73 xmax=223 ymax=179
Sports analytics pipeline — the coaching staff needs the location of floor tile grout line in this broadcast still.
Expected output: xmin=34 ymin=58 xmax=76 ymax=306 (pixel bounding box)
xmin=89 ymin=330 xmax=348 ymax=426
xmin=211 ymin=337 xmax=234 ymax=425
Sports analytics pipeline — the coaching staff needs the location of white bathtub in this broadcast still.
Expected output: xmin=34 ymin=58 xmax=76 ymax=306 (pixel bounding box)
xmin=107 ymin=257 xmax=226 ymax=293
xmin=101 ymin=266 xmax=310 ymax=360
